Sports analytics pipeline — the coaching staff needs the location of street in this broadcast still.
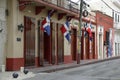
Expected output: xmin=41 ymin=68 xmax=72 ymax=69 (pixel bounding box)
xmin=23 ymin=58 xmax=120 ymax=80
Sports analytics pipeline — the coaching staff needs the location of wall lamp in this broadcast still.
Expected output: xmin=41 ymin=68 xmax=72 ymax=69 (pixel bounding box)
xmin=0 ymin=29 xmax=3 ymax=33
xmin=18 ymin=24 xmax=24 ymax=32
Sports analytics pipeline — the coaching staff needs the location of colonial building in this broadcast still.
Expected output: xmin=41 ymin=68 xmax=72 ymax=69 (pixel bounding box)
xmin=6 ymin=0 xmax=80 ymax=71
xmin=96 ymin=11 xmax=114 ymax=59
xmin=88 ymin=0 xmax=120 ymax=58
xmin=0 ymin=0 xmax=100 ymax=71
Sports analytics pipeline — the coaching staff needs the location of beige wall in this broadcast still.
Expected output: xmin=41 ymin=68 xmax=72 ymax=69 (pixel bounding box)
xmin=7 ymin=0 xmax=72 ymax=59
xmin=0 ymin=0 xmax=7 ymax=65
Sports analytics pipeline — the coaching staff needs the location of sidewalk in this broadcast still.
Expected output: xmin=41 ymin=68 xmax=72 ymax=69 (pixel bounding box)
xmin=0 ymin=56 xmax=120 ymax=80
xmin=28 ymin=60 xmax=97 ymax=73
xmin=0 ymin=71 xmax=35 ymax=80
xmin=28 ymin=56 xmax=120 ymax=73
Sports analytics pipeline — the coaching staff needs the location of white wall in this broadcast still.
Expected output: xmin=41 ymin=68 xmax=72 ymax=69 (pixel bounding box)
xmin=88 ymin=0 xmax=120 ymax=16
xmin=97 ymin=26 xmax=104 ymax=59
xmin=0 ymin=0 xmax=7 ymax=66
xmin=88 ymin=0 xmax=120 ymax=57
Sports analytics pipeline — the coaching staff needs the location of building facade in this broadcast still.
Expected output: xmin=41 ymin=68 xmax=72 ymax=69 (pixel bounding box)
xmin=81 ymin=13 xmax=97 ymax=60
xmin=96 ymin=11 xmax=114 ymax=59
xmin=5 ymin=0 xmax=81 ymax=71
xmin=0 ymin=0 xmax=101 ymax=71
xmin=88 ymin=0 xmax=118 ymax=58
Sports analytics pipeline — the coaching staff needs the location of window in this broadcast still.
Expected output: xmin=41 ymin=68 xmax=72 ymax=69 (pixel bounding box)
xmin=115 ymin=43 xmax=120 ymax=56
xmin=112 ymin=11 xmax=114 ymax=19
xmin=118 ymin=15 xmax=119 ymax=22
xmin=115 ymin=13 xmax=117 ymax=22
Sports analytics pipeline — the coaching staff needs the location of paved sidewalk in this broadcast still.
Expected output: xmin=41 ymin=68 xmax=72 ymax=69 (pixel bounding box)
xmin=28 ymin=60 xmax=97 ymax=73
xmin=28 ymin=56 xmax=120 ymax=73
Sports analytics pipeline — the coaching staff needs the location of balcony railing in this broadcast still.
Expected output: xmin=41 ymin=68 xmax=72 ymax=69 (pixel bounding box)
xmin=42 ymin=0 xmax=79 ymax=13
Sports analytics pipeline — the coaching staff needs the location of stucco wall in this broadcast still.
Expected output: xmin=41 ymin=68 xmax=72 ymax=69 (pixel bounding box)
xmin=7 ymin=0 xmax=71 ymax=59
xmin=96 ymin=11 xmax=113 ymax=58
xmin=0 ymin=0 xmax=7 ymax=66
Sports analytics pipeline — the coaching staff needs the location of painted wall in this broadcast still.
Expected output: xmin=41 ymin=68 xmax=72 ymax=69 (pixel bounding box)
xmin=88 ymin=0 xmax=120 ymax=17
xmin=89 ymin=0 xmax=120 ymax=57
xmin=0 ymin=0 xmax=7 ymax=68
xmin=6 ymin=0 xmax=73 ymax=70
xmin=96 ymin=11 xmax=113 ymax=59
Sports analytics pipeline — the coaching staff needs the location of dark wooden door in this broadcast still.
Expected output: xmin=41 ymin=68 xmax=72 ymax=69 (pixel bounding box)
xmin=57 ymin=24 xmax=64 ymax=63
xmin=38 ymin=20 xmax=44 ymax=66
xmin=44 ymin=32 xmax=51 ymax=64
xmin=91 ymin=33 xmax=95 ymax=59
xmin=51 ymin=23 xmax=56 ymax=64
xmin=71 ymin=29 xmax=77 ymax=61
xmin=85 ymin=34 xmax=89 ymax=59
xmin=24 ymin=16 xmax=35 ymax=66
xmin=38 ymin=20 xmax=53 ymax=66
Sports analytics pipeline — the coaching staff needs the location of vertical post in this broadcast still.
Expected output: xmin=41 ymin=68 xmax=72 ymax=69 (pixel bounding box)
xmin=77 ymin=0 xmax=83 ymax=64
xmin=2 ymin=65 xmax=5 ymax=72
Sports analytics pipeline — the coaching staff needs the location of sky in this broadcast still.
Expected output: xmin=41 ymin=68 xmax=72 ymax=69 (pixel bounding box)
xmin=71 ymin=0 xmax=79 ymax=2
xmin=71 ymin=0 xmax=100 ymax=3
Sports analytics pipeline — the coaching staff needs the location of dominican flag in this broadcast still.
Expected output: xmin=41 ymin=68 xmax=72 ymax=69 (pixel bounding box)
xmin=86 ymin=23 xmax=92 ymax=41
xmin=60 ymin=21 xmax=70 ymax=42
xmin=107 ymin=29 xmax=114 ymax=57
xmin=41 ymin=15 xmax=50 ymax=36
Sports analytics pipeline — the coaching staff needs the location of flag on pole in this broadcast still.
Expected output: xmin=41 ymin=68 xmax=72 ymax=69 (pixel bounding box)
xmin=86 ymin=23 xmax=92 ymax=41
xmin=84 ymin=22 xmax=88 ymax=37
xmin=41 ymin=15 xmax=50 ymax=35
xmin=108 ymin=29 xmax=113 ymax=57
xmin=60 ymin=21 xmax=70 ymax=42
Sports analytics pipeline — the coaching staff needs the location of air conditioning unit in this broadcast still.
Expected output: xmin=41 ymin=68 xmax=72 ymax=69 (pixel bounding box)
xmin=113 ymin=0 xmax=120 ymax=8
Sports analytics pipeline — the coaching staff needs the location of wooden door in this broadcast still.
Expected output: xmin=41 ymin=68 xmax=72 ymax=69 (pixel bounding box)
xmin=24 ymin=16 xmax=35 ymax=66
xmin=44 ymin=31 xmax=51 ymax=64
xmin=38 ymin=20 xmax=55 ymax=66
xmin=71 ymin=29 xmax=77 ymax=61
xmin=57 ymin=24 xmax=64 ymax=63
xmin=51 ymin=23 xmax=56 ymax=64
xmin=91 ymin=33 xmax=95 ymax=59
xmin=38 ymin=20 xmax=44 ymax=66
xmin=85 ymin=34 xmax=89 ymax=59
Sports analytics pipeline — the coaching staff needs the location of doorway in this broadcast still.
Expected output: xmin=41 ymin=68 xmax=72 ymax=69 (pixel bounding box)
xmin=38 ymin=21 xmax=64 ymax=66
xmin=71 ymin=29 xmax=77 ymax=61
xmin=38 ymin=20 xmax=52 ymax=66
xmin=99 ymin=34 xmax=103 ymax=59
xmin=85 ymin=34 xmax=89 ymax=59
xmin=57 ymin=24 xmax=64 ymax=64
xmin=24 ymin=16 xmax=35 ymax=67
xmin=90 ymin=33 xmax=95 ymax=59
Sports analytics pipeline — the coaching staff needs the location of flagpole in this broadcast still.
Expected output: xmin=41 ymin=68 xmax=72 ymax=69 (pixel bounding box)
xmin=77 ymin=0 xmax=83 ymax=64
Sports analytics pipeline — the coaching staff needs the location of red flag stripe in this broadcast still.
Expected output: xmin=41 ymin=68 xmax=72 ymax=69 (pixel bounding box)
xmin=60 ymin=25 xmax=67 ymax=34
